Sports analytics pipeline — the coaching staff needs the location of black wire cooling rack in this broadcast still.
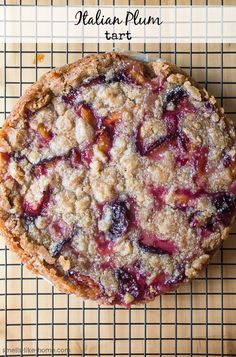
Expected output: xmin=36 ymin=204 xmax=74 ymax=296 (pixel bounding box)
xmin=0 ymin=1 xmax=236 ymax=356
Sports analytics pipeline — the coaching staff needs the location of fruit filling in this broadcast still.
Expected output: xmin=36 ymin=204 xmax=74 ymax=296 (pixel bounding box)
xmin=21 ymin=187 xmax=51 ymax=217
xmin=2 ymin=56 xmax=236 ymax=306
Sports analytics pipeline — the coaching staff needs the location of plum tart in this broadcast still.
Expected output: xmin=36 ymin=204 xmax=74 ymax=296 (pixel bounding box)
xmin=0 ymin=52 xmax=235 ymax=306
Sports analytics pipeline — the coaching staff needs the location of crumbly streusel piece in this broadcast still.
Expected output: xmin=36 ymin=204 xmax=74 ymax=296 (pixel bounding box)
xmin=0 ymin=52 xmax=235 ymax=306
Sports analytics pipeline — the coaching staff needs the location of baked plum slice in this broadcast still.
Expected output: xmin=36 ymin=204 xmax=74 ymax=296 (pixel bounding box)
xmin=103 ymin=110 xmax=123 ymax=127
xmin=115 ymin=62 xmax=146 ymax=86
xmin=149 ymin=185 xmax=167 ymax=210
xmin=31 ymin=156 xmax=63 ymax=178
xmin=36 ymin=123 xmax=54 ymax=147
xmin=138 ymin=231 xmax=178 ymax=256
xmin=103 ymin=200 xmax=130 ymax=240
xmin=189 ymin=192 xmax=236 ymax=237
xmin=149 ymin=265 xmax=186 ymax=296
xmin=48 ymin=219 xmax=74 ymax=257
xmin=116 ymin=62 xmax=165 ymax=93
xmin=135 ymin=113 xmax=179 ymax=157
xmin=136 ymin=86 xmax=195 ymax=158
xmin=79 ymin=127 xmax=114 ymax=166
xmin=95 ymin=233 xmax=113 ymax=256
xmin=174 ymin=188 xmax=206 ymax=210
xmin=69 ymin=148 xmax=81 ymax=168
xmin=193 ymin=146 xmax=209 ymax=186
xmin=76 ymin=102 xmax=97 ymax=128
xmin=62 ymin=76 xmax=106 ymax=106
xmin=114 ymin=267 xmax=147 ymax=303
xmin=115 ymin=268 xmax=140 ymax=298
xmin=31 ymin=147 xmax=82 ymax=178
xmin=96 ymin=128 xmax=113 ymax=158
xmin=48 ymin=221 xmax=81 ymax=257
xmin=21 ymin=187 xmax=51 ymax=217
xmin=50 ymin=238 xmax=71 ymax=257
xmin=164 ymin=86 xmax=188 ymax=108
xmin=212 ymin=192 xmax=236 ymax=225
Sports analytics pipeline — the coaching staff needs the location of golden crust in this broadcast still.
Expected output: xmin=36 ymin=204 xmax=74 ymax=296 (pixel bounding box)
xmin=0 ymin=52 xmax=233 ymax=306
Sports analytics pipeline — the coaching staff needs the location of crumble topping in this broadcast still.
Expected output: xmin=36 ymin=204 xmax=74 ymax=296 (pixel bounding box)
xmin=0 ymin=53 xmax=235 ymax=306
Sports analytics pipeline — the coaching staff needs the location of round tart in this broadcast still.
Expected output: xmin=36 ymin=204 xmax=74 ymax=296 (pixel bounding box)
xmin=0 ymin=52 xmax=236 ymax=306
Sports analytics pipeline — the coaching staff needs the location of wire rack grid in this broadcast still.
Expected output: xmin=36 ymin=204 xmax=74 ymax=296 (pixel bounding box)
xmin=0 ymin=1 xmax=236 ymax=356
